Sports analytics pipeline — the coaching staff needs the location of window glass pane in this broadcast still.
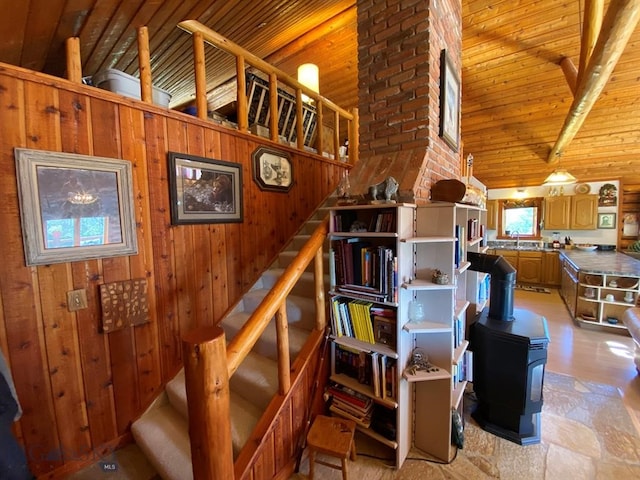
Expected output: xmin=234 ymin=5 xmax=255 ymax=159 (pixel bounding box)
xmin=504 ymin=207 xmax=536 ymax=235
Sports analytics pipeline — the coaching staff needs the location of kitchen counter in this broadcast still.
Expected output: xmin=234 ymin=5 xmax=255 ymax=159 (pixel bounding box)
xmin=560 ymin=250 xmax=640 ymax=276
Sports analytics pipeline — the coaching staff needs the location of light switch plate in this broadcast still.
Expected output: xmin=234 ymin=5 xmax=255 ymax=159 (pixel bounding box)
xmin=67 ymin=289 xmax=88 ymax=311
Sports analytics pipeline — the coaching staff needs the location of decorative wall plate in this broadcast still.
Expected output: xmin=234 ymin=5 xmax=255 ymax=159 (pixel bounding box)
xmin=575 ymin=183 xmax=590 ymax=194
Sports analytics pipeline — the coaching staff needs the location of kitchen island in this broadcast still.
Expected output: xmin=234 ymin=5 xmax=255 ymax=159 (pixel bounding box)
xmin=560 ymin=250 xmax=640 ymax=330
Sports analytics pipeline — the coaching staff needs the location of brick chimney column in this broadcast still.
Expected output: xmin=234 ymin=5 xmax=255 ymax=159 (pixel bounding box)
xmin=352 ymin=0 xmax=463 ymax=203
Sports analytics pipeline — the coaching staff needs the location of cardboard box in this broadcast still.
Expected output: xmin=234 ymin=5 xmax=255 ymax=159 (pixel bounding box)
xmin=93 ymin=69 xmax=171 ymax=107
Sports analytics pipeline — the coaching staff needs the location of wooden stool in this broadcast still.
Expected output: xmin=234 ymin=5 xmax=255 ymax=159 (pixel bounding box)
xmin=306 ymin=415 xmax=357 ymax=480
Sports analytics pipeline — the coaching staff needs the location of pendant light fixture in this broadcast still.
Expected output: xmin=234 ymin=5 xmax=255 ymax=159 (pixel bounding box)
xmin=542 ymin=169 xmax=577 ymax=186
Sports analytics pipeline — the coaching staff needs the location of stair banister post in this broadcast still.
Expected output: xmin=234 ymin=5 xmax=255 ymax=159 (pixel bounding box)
xmin=314 ymin=246 xmax=326 ymax=331
xmin=275 ymin=304 xmax=291 ymax=394
xmin=182 ymin=326 xmax=234 ymax=480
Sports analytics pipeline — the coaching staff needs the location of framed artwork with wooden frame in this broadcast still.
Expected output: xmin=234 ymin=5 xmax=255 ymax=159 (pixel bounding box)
xmin=252 ymin=146 xmax=293 ymax=192
xmin=439 ymin=49 xmax=461 ymax=152
xmin=14 ymin=148 xmax=138 ymax=266
xmin=167 ymin=152 xmax=243 ymax=225
xmin=598 ymin=212 xmax=616 ymax=229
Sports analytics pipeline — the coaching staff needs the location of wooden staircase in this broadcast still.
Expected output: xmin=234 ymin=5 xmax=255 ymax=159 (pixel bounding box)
xmin=131 ymin=208 xmax=330 ymax=480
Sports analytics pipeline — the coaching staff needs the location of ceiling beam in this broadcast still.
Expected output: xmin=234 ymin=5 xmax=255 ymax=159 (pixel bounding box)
xmin=548 ymin=0 xmax=640 ymax=163
xmin=577 ymin=0 xmax=604 ymax=87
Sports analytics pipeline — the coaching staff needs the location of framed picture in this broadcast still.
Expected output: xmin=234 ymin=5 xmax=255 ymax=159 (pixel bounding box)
xmin=252 ymin=146 xmax=293 ymax=192
xmin=14 ymin=148 xmax=138 ymax=266
xmin=598 ymin=212 xmax=616 ymax=229
xmin=439 ymin=49 xmax=460 ymax=152
xmin=167 ymin=152 xmax=243 ymax=224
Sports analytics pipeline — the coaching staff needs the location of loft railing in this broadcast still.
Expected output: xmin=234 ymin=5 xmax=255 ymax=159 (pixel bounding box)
xmin=65 ymin=25 xmax=358 ymax=163
xmin=177 ymin=20 xmax=358 ymax=164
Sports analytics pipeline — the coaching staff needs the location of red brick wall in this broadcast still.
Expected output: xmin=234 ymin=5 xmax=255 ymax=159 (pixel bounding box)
xmin=352 ymin=0 xmax=463 ymax=203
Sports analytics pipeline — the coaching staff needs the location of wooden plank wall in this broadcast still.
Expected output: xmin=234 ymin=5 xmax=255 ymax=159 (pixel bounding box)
xmin=0 ymin=63 xmax=345 ymax=477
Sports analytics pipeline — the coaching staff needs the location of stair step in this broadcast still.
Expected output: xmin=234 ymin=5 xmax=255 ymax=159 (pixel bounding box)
xmin=255 ymin=271 xmax=328 ymax=307
xmin=221 ymin=311 xmax=311 ymax=362
xmin=132 ymin=401 xmax=193 ymax=480
xmin=277 ymin=250 xmax=330 ymax=272
xmin=240 ymin=290 xmax=317 ymax=331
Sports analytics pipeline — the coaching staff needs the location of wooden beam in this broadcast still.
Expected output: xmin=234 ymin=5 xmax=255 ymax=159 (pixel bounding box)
xmin=577 ymin=0 xmax=604 ymax=87
xmin=548 ymin=0 xmax=640 ymax=163
xmin=560 ymin=57 xmax=578 ymax=95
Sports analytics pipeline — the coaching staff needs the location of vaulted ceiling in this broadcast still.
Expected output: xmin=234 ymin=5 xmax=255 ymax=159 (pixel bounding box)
xmin=1 ymin=0 xmax=639 ymax=190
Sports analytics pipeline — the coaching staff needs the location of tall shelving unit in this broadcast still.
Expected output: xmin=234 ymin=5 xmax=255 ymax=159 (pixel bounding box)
xmin=401 ymin=202 xmax=486 ymax=462
xmin=326 ymin=203 xmax=415 ymax=468
xmin=325 ymin=201 xmax=486 ymax=467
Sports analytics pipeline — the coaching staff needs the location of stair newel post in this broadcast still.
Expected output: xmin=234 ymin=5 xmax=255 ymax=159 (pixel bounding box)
xmin=275 ymin=304 xmax=291 ymax=394
xmin=182 ymin=326 xmax=234 ymax=479
xmin=314 ymin=246 xmax=326 ymax=331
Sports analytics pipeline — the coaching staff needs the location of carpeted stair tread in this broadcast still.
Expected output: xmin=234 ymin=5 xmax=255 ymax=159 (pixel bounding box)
xmin=165 ymin=369 xmax=264 ymax=435
xmin=131 ymin=402 xmax=192 ymax=480
xmin=261 ymin=269 xmax=329 ymax=300
xmin=221 ymin=312 xmax=311 ymax=362
xmin=241 ymin=289 xmax=317 ymax=330
xmin=230 ymin=352 xmax=279 ymax=410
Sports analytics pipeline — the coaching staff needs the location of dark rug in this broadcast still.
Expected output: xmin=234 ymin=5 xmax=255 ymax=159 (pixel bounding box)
xmin=515 ymin=284 xmax=551 ymax=294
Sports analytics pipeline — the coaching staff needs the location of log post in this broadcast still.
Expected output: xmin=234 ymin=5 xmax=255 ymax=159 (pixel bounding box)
xmin=65 ymin=37 xmax=82 ymax=84
xmin=182 ymin=326 xmax=234 ymax=480
xmin=275 ymin=304 xmax=291 ymax=394
xmin=296 ymin=90 xmax=305 ymax=150
xmin=314 ymin=246 xmax=326 ymax=332
xmin=333 ymin=111 xmax=340 ymax=161
xmin=236 ymin=56 xmax=248 ymax=132
xmin=269 ymin=72 xmax=279 ymax=142
xmin=349 ymin=107 xmax=359 ymax=165
xmin=193 ymin=32 xmax=208 ymax=120
xmin=315 ymin=99 xmax=324 ymax=156
xmin=137 ymin=27 xmax=153 ymax=104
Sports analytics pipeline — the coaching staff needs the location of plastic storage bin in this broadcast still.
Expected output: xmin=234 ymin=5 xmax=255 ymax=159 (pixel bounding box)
xmin=92 ymin=69 xmax=172 ymax=107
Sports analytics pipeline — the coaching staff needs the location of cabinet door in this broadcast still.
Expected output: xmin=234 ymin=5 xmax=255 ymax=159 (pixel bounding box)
xmin=517 ymin=252 xmax=542 ymax=284
xmin=544 ymin=196 xmax=571 ymax=229
xmin=486 ymin=200 xmax=497 ymax=230
xmin=542 ymin=251 xmax=561 ymax=286
xmin=501 ymin=251 xmax=518 ymax=271
xmin=570 ymin=195 xmax=598 ymax=230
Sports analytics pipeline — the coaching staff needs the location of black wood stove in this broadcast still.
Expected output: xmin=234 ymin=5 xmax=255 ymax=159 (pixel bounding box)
xmin=467 ymin=251 xmax=550 ymax=445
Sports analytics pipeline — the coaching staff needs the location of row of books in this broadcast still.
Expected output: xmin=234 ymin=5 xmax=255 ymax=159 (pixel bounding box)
xmin=326 ymin=383 xmax=397 ymax=441
xmin=332 ymin=209 xmax=396 ymax=233
xmin=453 ymin=316 xmax=465 ymax=349
xmin=330 ymin=239 xmax=397 ymax=302
xmin=454 ymin=224 xmax=466 ymax=269
xmin=331 ymin=297 xmax=374 ymax=343
xmin=333 ymin=345 xmax=397 ymax=400
xmin=453 ymin=350 xmax=473 ymax=384
xmin=326 ymin=382 xmax=374 ymax=427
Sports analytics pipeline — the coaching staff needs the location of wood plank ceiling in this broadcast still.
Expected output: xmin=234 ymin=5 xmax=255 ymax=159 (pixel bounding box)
xmin=0 ymin=0 xmax=638 ymax=190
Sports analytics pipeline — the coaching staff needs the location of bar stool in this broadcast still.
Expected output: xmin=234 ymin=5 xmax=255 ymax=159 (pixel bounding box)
xmin=306 ymin=414 xmax=357 ymax=480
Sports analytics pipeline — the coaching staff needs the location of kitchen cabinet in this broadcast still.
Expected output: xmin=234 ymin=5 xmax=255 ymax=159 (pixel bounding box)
xmin=542 ymin=251 xmax=561 ymax=286
xmin=517 ymin=251 xmax=542 ymax=284
xmin=570 ymin=195 xmax=598 ymax=229
xmin=560 ymin=258 xmax=578 ymax=317
xmin=486 ymin=200 xmax=497 ymax=230
xmin=544 ymin=195 xmax=597 ymax=230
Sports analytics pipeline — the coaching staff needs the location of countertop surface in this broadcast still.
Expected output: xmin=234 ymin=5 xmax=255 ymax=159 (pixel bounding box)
xmin=560 ymin=250 xmax=640 ymax=276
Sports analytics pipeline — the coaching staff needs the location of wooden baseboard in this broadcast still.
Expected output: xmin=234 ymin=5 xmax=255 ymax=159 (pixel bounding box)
xmin=37 ymin=433 xmax=132 ymax=479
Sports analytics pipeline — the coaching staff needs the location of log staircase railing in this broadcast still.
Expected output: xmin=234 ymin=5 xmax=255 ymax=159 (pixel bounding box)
xmin=177 ymin=20 xmax=359 ymax=165
xmin=182 ymin=217 xmax=329 ymax=479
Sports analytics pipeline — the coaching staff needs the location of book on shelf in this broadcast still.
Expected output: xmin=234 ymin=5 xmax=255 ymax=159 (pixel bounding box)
xmin=327 ymin=382 xmax=372 ymax=409
xmin=331 ymin=240 xmax=397 ymax=302
xmin=333 ymin=345 xmax=396 ymax=401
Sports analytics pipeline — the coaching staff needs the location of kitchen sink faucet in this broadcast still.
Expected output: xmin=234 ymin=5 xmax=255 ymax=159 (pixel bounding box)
xmin=511 ymin=230 xmax=520 ymax=249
